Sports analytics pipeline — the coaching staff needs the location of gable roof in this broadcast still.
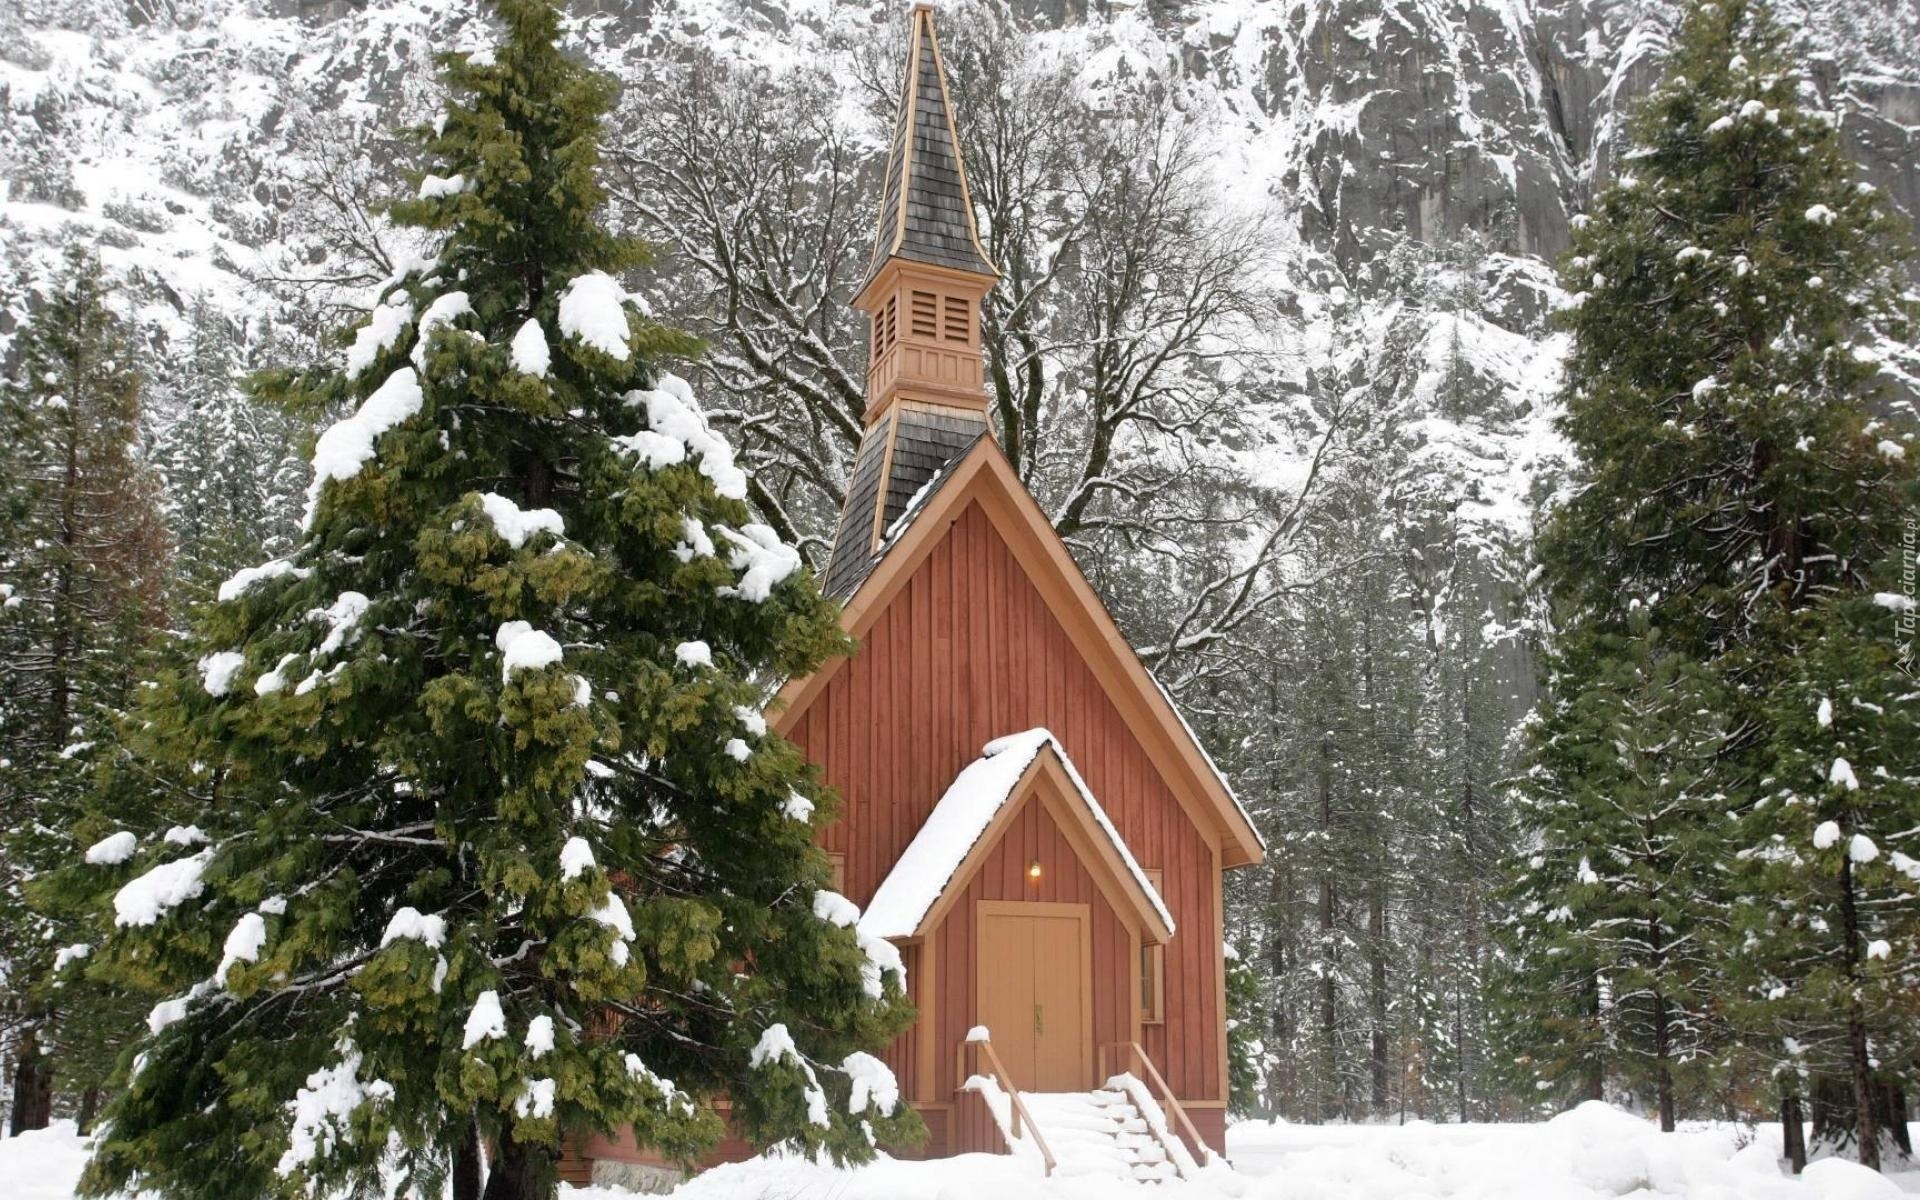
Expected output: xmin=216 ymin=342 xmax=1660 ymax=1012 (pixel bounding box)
xmin=863 ymin=2 xmax=996 ymax=289
xmin=860 ymin=728 xmax=1174 ymax=943
xmin=781 ymin=437 xmax=1266 ymax=869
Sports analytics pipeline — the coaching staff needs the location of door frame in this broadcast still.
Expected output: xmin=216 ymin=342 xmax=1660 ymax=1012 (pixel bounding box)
xmin=973 ymin=899 xmax=1095 ymax=1091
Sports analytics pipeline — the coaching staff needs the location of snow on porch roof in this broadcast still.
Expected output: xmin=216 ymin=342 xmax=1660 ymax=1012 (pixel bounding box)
xmin=858 ymin=728 xmax=1174 ymax=942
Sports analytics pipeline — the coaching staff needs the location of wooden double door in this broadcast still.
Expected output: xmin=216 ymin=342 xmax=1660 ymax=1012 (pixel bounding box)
xmin=976 ymin=901 xmax=1092 ymax=1093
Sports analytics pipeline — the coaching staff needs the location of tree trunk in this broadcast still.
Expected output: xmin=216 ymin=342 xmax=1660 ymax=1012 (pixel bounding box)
xmin=1369 ymin=890 xmax=1389 ymax=1119
xmin=1878 ymin=1085 xmax=1912 ymax=1159
xmin=1649 ymin=918 xmax=1674 ymax=1133
xmin=452 ymin=1119 xmax=484 ymax=1200
xmin=1454 ymin=986 xmax=1468 ymax=1124
xmin=480 ymin=1130 xmax=552 ymax=1200
xmin=1581 ymin=971 xmax=1605 ymax=1102
xmin=1652 ymin=989 xmax=1674 ymax=1132
xmin=1782 ymin=1090 xmax=1807 ymax=1174
xmin=1837 ymin=852 xmax=1881 ymax=1171
xmin=1811 ymin=1075 xmax=1851 ymax=1152
xmin=1317 ymin=734 xmax=1339 ymax=1124
xmin=76 ymin=1088 xmax=101 ymax=1134
xmin=7 ymin=1029 xmax=54 ymax=1136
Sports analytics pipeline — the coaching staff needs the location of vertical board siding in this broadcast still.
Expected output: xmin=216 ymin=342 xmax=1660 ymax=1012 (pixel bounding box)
xmin=789 ymin=501 xmax=1224 ymax=1121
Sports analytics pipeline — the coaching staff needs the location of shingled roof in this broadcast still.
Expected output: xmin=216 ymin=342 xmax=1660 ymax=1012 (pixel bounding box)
xmin=821 ymin=404 xmax=987 ymax=601
xmin=863 ymin=3 xmax=995 ymax=288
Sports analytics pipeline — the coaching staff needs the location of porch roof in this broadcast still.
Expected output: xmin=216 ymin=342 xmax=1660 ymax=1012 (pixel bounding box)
xmin=858 ymin=728 xmax=1174 ymax=944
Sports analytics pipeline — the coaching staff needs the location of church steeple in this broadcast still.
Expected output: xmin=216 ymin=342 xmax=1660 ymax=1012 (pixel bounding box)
xmin=822 ymin=3 xmax=998 ymax=600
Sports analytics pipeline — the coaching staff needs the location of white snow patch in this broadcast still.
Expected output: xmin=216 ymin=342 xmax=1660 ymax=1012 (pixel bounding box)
xmin=783 ymin=790 xmax=816 ymax=823
xmin=724 ymin=738 xmax=751 ymax=762
xmin=462 ymin=990 xmax=507 ymax=1048
xmin=497 ymin=621 xmax=564 ymax=681
xmin=749 ymin=1024 xmax=829 ymax=1127
xmin=525 ymin=1015 xmax=555 ymax=1059
xmin=675 ymin=517 xmax=715 ymax=562
xmin=216 ymin=912 xmax=267 ymax=986
xmin=590 ymin=892 xmax=636 ymax=967
xmin=380 ymin=907 xmax=447 ymax=949
xmin=84 ymin=831 xmax=137 ymax=865
xmin=1813 ymin=820 xmax=1842 ymax=850
xmin=813 ymin=890 xmax=860 ymax=929
xmin=344 ymin=296 xmax=414 ymax=379
xmin=306 ymin=368 xmax=426 ymax=525
xmin=1849 ymin=834 xmax=1878 ymax=864
xmin=557 ymin=271 xmax=632 ymax=361
xmin=560 ymin=837 xmax=596 ymax=881
xmin=199 ymin=650 xmax=248 ymax=696
xmin=717 ymin=524 xmax=802 ymax=602
xmin=417 ymin=173 xmax=469 ymax=199
xmin=1829 ymin=757 xmax=1859 ymax=791
xmin=619 ymin=377 xmax=748 ymax=500
xmin=410 ymin=291 xmax=473 ymax=369
xmin=313 ymin=591 xmax=370 ymax=656
xmin=675 ymin=640 xmax=712 ymax=668
xmin=514 ymin=1077 xmax=556 ymax=1120
xmin=510 ymin=318 xmax=550 ymax=378
xmin=843 ymin=1051 xmax=899 ymax=1116
xmin=278 ymin=1038 xmax=394 ymax=1176
xmin=113 ymin=849 xmax=212 ymax=926
xmin=218 ymin=558 xmax=307 ymax=603
xmin=479 ymin=493 xmax=565 ymax=549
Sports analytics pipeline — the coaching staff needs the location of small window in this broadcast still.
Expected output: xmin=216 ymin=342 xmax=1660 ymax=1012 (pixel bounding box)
xmin=828 ymin=852 xmax=847 ymax=892
xmin=883 ymin=296 xmax=898 ymax=350
xmin=1142 ymin=869 xmax=1165 ymax=1023
xmin=943 ymin=295 xmax=969 ymax=342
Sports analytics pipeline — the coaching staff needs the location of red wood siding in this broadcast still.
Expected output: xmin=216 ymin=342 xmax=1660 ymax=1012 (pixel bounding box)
xmin=790 ymin=500 xmax=1224 ymax=1111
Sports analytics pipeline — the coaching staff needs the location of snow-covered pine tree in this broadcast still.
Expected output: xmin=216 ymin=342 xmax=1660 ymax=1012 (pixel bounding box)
xmin=0 ymin=245 xmax=170 ymax=1135
xmin=1723 ymin=595 xmax=1919 ymax=1171
xmin=1496 ymin=605 xmax=1730 ymax=1130
xmin=1524 ymin=0 xmax=1915 ymax=1163
xmin=63 ymin=4 xmax=917 ymax=1197
xmin=1538 ymin=0 xmax=1913 ymax=655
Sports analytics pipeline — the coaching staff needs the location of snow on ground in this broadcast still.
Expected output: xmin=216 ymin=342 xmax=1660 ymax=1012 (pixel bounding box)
xmin=625 ymin=1106 xmax=1920 ymax=1200
xmin=3 ymin=1106 xmax=1916 ymax=1200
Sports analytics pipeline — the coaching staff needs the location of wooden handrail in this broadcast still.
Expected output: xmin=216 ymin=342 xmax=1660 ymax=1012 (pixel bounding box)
xmin=1102 ymin=1040 xmax=1215 ymax=1169
xmin=963 ymin=1032 xmax=1057 ymax=1176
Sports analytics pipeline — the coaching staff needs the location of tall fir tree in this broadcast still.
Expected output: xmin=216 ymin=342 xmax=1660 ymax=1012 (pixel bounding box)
xmin=0 ymin=245 xmax=170 ymax=1134
xmin=1513 ymin=0 xmax=1916 ymax=1166
xmin=60 ymin=4 xmax=916 ymax=1198
xmin=1496 ymin=606 xmax=1730 ymax=1130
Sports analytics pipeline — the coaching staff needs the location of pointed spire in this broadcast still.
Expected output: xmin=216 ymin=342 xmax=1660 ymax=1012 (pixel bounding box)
xmin=826 ymin=3 xmax=997 ymax=599
xmin=863 ymin=3 xmax=996 ymax=290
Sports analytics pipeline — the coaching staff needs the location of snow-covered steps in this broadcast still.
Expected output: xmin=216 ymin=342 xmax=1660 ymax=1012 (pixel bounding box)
xmin=1014 ymin=1082 xmax=1187 ymax=1184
